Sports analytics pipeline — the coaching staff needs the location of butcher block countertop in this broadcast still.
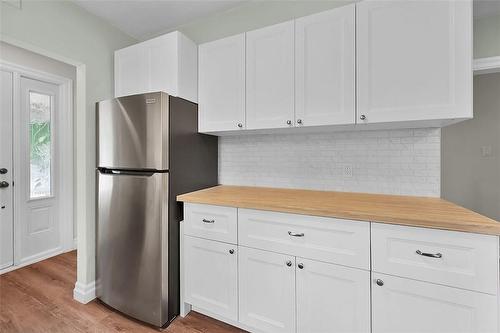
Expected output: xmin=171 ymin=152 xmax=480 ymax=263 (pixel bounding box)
xmin=177 ymin=185 xmax=500 ymax=236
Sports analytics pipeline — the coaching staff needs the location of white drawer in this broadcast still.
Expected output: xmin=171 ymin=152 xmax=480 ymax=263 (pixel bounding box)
xmin=184 ymin=203 xmax=237 ymax=244
xmin=372 ymin=223 xmax=499 ymax=295
xmin=238 ymin=209 xmax=370 ymax=270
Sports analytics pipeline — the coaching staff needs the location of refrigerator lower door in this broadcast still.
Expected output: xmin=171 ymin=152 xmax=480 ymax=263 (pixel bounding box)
xmin=97 ymin=170 xmax=169 ymax=326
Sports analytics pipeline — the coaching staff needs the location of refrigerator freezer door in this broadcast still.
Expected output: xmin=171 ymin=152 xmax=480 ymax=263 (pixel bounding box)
xmin=96 ymin=170 xmax=169 ymax=326
xmin=97 ymin=92 xmax=169 ymax=170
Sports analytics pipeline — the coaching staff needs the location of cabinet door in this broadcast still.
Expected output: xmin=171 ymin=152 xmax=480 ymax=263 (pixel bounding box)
xmin=114 ymin=45 xmax=148 ymax=97
xmin=184 ymin=236 xmax=238 ymax=321
xmin=199 ymin=34 xmax=245 ymax=132
xmin=145 ymin=33 xmax=178 ymax=96
xmin=372 ymin=273 xmax=498 ymax=333
xmin=296 ymin=258 xmax=370 ymax=333
xmin=295 ymin=4 xmax=355 ymax=127
xmin=239 ymin=246 xmax=295 ymax=333
xmin=357 ymin=0 xmax=472 ymax=124
xmin=246 ymin=21 xmax=294 ymax=130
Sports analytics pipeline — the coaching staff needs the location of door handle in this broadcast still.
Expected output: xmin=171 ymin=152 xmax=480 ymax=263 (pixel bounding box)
xmin=0 ymin=168 xmax=7 ymax=174
xmin=0 ymin=181 xmax=9 ymax=188
xmin=288 ymin=231 xmax=304 ymax=237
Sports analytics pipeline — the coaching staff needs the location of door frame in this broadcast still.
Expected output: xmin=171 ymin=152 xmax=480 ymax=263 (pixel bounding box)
xmin=0 ymin=61 xmax=74 ymax=273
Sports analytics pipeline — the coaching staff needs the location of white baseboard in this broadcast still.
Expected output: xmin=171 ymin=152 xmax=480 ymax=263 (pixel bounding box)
xmin=73 ymin=280 xmax=96 ymax=304
xmin=0 ymin=247 xmax=64 ymax=275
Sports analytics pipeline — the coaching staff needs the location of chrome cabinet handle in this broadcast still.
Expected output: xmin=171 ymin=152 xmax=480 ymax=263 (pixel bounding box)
xmin=416 ymin=250 xmax=442 ymax=258
xmin=297 ymin=119 xmax=303 ymax=125
xmin=0 ymin=181 xmax=9 ymax=188
xmin=288 ymin=231 xmax=304 ymax=237
xmin=0 ymin=168 xmax=7 ymax=174
xmin=237 ymin=123 xmax=243 ymax=128
xmin=286 ymin=260 xmax=293 ymax=267
xmin=376 ymin=279 xmax=384 ymax=286
xmin=202 ymin=219 xmax=215 ymax=224
xmin=359 ymin=115 xmax=366 ymax=120
xmin=229 ymin=249 xmax=235 ymax=254
xmin=286 ymin=120 xmax=292 ymax=125
xmin=298 ymin=263 xmax=304 ymax=269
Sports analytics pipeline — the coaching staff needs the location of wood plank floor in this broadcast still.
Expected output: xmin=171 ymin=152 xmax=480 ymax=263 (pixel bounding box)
xmin=0 ymin=251 xmax=246 ymax=333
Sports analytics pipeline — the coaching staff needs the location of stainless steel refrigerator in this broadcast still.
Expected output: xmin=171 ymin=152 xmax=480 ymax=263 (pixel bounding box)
xmin=96 ymin=92 xmax=217 ymax=327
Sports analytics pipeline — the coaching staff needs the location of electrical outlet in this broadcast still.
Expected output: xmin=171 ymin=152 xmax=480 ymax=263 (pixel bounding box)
xmin=481 ymin=145 xmax=492 ymax=157
xmin=343 ymin=165 xmax=353 ymax=178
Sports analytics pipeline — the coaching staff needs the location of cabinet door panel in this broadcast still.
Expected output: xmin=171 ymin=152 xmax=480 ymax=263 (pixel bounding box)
xmin=146 ymin=34 xmax=178 ymax=96
xmin=296 ymin=258 xmax=370 ymax=333
xmin=199 ymin=34 xmax=245 ymax=132
xmin=357 ymin=0 xmax=472 ymax=123
xmin=114 ymin=45 xmax=147 ymax=97
xmin=246 ymin=21 xmax=294 ymax=130
xmin=295 ymin=4 xmax=355 ymax=127
xmin=238 ymin=246 xmax=295 ymax=333
xmin=184 ymin=236 xmax=238 ymax=321
xmin=372 ymin=273 xmax=498 ymax=333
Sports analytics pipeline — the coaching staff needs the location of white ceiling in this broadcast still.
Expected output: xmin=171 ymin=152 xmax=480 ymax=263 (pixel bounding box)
xmin=74 ymin=0 xmax=500 ymax=41
xmin=73 ymin=0 xmax=246 ymax=40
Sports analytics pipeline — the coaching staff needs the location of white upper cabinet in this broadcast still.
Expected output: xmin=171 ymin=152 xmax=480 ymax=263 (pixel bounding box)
xmin=246 ymin=21 xmax=295 ymax=130
xmin=295 ymin=4 xmax=356 ymax=127
xmin=198 ymin=34 xmax=245 ymax=132
xmin=115 ymin=31 xmax=198 ymax=102
xmin=356 ymin=0 xmax=472 ymax=124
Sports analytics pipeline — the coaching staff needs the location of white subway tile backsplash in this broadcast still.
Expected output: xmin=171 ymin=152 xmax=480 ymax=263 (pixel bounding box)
xmin=218 ymin=128 xmax=441 ymax=197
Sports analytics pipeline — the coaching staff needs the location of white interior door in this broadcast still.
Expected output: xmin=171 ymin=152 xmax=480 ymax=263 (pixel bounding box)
xmin=0 ymin=70 xmax=14 ymax=270
xmin=18 ymin=77 xmax=61 ymax=264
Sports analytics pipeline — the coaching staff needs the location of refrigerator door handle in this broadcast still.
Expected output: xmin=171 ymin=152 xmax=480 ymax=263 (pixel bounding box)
xmin=98 ymin=168 xmax=156 ymax=177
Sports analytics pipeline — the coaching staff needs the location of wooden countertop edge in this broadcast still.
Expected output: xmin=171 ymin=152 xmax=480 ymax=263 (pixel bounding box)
xmin=177 ymin=186 xmax=500 ymax=236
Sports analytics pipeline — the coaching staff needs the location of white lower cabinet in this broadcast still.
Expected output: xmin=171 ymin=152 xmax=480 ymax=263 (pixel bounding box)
xmin=372 ymin=273 xmax=498 ymax=333
xmin=296 ymin=258 xmax=370 ymax=333
xmin=184 ymin=236 xmax=238 ymax=321
xmin=182 ymin=204 xmax=499 ymax=333
xmin=238 ymin=246 xmax=296 ymax=333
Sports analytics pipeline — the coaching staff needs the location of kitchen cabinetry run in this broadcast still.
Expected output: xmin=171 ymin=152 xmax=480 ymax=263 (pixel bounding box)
xmin=114 ymin=31 xmax=197 ymax=102
xmin=197 ymin=0 xmax=472 ymax=135
xmin=180 ymin=198 xmax=499 ymax=333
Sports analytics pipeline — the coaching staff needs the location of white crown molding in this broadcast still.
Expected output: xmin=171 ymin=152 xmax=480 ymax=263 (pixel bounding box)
xmin=73 ymin=281 xmax=96 ymax=304
xmin=473 ymin=56 xmax=500 ymax=75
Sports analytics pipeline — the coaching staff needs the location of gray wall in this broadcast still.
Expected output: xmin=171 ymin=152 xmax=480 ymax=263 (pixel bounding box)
xmin=442 ymin=73 xmax=500 ymax=221
xmin=474 ymin=13 xmax=500 ymax=58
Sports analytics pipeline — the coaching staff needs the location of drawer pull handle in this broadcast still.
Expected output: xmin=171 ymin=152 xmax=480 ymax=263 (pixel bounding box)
xmin=202 ymin=219 xmax=215 ymax=224
xmin=416 ymin=250 xmax=442 ymax=258
xmin=288 ymin=231 xmax=304 ymax=237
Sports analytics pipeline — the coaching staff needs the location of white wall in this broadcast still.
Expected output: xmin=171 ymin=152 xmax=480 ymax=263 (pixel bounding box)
xmin=220 ymin=128 xmax=441 ymax=197
xmin=1 ymin=0 xmax=136 ymax=287
xmin=1 ymin=41 xmax=76 ymax=81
